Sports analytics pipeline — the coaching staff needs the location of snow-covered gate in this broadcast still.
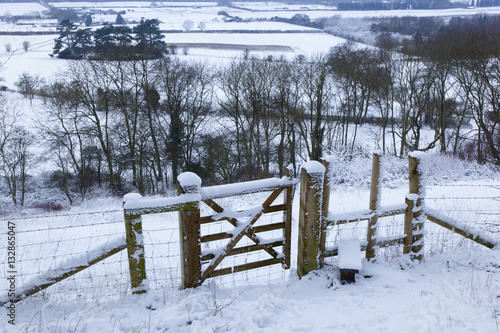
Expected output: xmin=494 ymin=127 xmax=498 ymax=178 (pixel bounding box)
xmin=122 ymin=170 xmax=297 ymax=293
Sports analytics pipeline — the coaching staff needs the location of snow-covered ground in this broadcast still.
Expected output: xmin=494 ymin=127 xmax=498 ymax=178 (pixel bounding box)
xmin=5 ymin=249 xmax=499 ymax=332
xmin=0 ymin=3 xmax=47 ymax=17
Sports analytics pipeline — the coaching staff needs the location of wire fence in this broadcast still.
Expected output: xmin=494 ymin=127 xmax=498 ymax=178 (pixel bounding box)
xmin=324 ymin=183 xmax=500 ymax=265
xmin=1 ymin=209 xmax=128 ymax=304
xmin=0 ymin=192 xmax=289 ymax=304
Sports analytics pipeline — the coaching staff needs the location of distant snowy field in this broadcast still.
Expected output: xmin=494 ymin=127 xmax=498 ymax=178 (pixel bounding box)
xmin=0 ymin=31 xmax=346 ymax=89
xmin=0 ymin=3 xmax=46 ymax=16
xmin=0 ymin=1 xmax=499 ymax=77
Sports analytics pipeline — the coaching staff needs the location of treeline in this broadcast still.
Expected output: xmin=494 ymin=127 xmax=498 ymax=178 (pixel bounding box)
xmin=2 ymin=17 xmax=500 ymax=205
xmin=338 ymin=0 xmax=454 ymax=11
xmin=336 ymin=0 xmax=500 ymax=10
xmin=52 ymin=19 xmax=165 ymax=60
xmin=370 ymin=16 xmax=446 ymax=37
xmin=268 ymin=13 xmax=325 ymax=29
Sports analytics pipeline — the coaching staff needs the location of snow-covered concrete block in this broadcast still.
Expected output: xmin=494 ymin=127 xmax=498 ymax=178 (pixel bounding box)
xmin=338 ymin=238 xmax=362 ymax=283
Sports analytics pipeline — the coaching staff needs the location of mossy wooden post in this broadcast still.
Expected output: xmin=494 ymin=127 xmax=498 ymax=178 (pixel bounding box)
xmin=297 ymin=161 xmax=325 ymax=278
xmin=404 ymin=153 xmax=426 ymax=261
xmin=123 ymin=193 xmax=147 ymax=294
xmin=320 ymin=158 xmax=333 ymax=267
xmin=366 ymin=152 xmax=382 ymax=260
xmin=283 ymin=165 xmax=294 ymax=269
xmin=177 ymin=172 xmax=202 ymax=289
xmin=403 ymin=195 xmax=414 ymax=255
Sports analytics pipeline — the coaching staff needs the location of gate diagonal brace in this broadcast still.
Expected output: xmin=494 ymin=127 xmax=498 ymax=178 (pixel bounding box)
xmin=201 ymin=188 xmax=284 ymax=281
xmin=202 ymin=199 xmax=280 ymax=259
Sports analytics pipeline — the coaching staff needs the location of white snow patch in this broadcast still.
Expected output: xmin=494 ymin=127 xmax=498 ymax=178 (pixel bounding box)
xmin=301 ymin=160 xmax=325 ymax=174
xmin=123 ymin=192 xmax=143 ymax=204
xmin=338 ymin=238 xmax=362 ymax=271
xmin=123 ymin=193 xmax=201 ymax=210
xmin=177 ymin=171 xmax=202 ymax=188
xmin=409 ymin=151 xmax=427 ymax=160
xmin=200 ymin=177 xmax=296 ymax=199
xmin=210 ymin=205 xmax=262 ymax=221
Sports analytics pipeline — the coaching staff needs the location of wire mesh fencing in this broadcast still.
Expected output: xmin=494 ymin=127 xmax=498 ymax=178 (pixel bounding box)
xmin=423 ymin=183 xmax=500 ymax=253
xmin=323 ymin=182 xmax=500 ymax=266
xmin=0 ymin=191 xmax=291 ymax=305
xmin=1 ymin=210 xmax=129 ymax=304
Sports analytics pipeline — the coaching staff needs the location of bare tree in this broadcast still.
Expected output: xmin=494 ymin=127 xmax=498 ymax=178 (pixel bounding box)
xmin=182 ymin=20 xmax=194 ymax=32
xmin=328 ymin=42 xmax=375 ymax=152
xmin=0 ymin=125 xmax=34 ymax=206
xmin=38 ymin=80 xmax=92 ymax=202
xmin=15 ymin=72 xmax=45 ymax=105
xmin=239 ymin=59 xmax=279 ymax=177
xmin=369 ymin=50 xmax=396 ymax=154
xmin=273 ymin=59 xmax=302 ymax=175
xmin=63 ymin=60 xmax=118 ymax=188
xmin=137 ymin=59 xmax=166 ymax=191
xmin=217 ymin=59 xmax=247 ymax=176
xmin=157 ymin=57 xmax=213 ymax=182
xmin=295 ymin=55 xmax=334 ymax=161
xmin=393 ymin=54 xmax=437 ymax=156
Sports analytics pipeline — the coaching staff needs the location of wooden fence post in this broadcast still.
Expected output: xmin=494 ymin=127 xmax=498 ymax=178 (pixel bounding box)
xmin=320 ymin=158 xmax=333 ymax=267
xmin=297 ymin=161 xmax=325 ymax=278
xmin=283 ymin=165 xmax=294 ymax=269
xmin=177 ymin=172 xmax=202 ymax=289
xmin=366 ymin=151 xmax=382 ymax=260
xmin=404 ymin=152 xmax=426 ymax=261
xmin=123 ymin=193 xmax=147 ymax=294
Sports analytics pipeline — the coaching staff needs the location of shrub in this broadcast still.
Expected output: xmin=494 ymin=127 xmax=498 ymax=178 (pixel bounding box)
xmin=32 ymin=202 xmax=65 ymax=211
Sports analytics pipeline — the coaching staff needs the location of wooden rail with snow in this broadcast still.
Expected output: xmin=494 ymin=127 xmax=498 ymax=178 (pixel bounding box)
xmin=424 ymin=209 xmax=496 ymax=249
xmin=123 ymin=170 xmax=297 ymax=291
xmin=1 ymin=238 xmax=127 ymax=305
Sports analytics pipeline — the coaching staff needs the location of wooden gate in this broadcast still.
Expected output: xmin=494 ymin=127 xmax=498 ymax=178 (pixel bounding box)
xmin=122 ymin=170 xmax=296 ymax=291
xmin=178 ymin=171 xmax=295 ymax=288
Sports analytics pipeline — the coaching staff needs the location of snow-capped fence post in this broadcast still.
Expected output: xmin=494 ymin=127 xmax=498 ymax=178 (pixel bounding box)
xmin=404 ymin=153 xmax=426 ymax=261
xmin=297 ymin=161 xmax=325 ymax=278
xmin=177 ymin=172 xmax=202 ymax=289
xmin=366 ymin=151 xmax=382 ymax=261
xmin=320 ymin=158 xmax=333 ymax=266
xmin=123 ymin=193 xmax=147 ymax=294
